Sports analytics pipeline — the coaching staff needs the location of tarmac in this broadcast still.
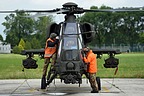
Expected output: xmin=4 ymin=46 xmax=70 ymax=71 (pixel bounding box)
xmin=0 ymin=78 xmax=144 ymax=96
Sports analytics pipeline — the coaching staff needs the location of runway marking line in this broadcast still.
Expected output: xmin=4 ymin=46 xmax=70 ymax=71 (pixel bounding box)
xmin=102 ymin=86 xmax=110 ymax=92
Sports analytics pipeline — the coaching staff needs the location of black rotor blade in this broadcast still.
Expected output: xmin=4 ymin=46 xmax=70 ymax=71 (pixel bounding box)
xmin=0 ymin=8 xmax=65 ymax=13
xmin=21 ymin=9 xmax=69 ymax=18
xmin=84 ymin=7 xmax=144 ymax=12
xmin=0 ymin=10 xmax=17 ymax=13
xmin=19 ymin=8 xmax=60 ymax=13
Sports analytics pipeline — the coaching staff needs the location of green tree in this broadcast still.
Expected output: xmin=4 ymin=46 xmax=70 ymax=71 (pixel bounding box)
xmin=25 ymin=41 xmax=32 ymax=50
xmin=79 ymin=5 xmax=144 ymax=49
xmin=12 ymin=38 xmax=26 ymax=54
xmin=2 ymin=11 xmax=53 ymax=48
xmin=139 ymin=32 xmax=144 ymax=44
xmin=34 ymin=16 xmax=53 ymax=47
xmin=18 ymin=38 xmax=25 ymax=50
xmin=0 ymin=34 xmax=3 ymax=41
xmin=31 ymin=38 xmax=41 ymax=49
xmin=12 ymin=45 xmax=21 ymax=54
xmin=2 ymin=11 xmax=35 ymax=47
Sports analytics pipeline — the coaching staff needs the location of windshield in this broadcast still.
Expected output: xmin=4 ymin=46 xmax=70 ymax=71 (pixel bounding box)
xmin=64 ymin=23 xmax=78 ymax=34
xmin=63 ymin=37 xmax=77 ymax=49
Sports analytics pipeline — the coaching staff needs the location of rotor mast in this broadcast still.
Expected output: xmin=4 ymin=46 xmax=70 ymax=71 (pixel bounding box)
xmin=62 ymin=2 xmax=79 ymax=22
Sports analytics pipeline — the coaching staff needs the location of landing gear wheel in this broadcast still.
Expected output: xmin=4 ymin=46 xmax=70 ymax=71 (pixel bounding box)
xmin=41 ymin=77 xmax=46 ymax=89
xmin=96 ymin=77 xmax=101 ymax=91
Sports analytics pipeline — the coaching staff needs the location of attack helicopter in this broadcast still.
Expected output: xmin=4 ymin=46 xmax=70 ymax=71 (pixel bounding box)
xmin=0 ymin=2 xmax=143 ymax=91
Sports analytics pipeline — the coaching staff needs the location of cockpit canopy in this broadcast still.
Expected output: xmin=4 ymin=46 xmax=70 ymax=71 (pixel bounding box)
xmin=57 ymin=22 xmax=83 ymax=61
xmin=63 ymin=23 xmax=78 ymax=35
xmin=63 ymin=37 xmax=77 ymax=49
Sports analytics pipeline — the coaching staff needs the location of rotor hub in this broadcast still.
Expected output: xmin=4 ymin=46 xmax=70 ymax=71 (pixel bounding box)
xmin=62 ymin=2 xmax=78 ymax=8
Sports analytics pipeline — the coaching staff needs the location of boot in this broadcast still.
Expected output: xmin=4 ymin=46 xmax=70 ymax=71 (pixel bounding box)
xmin=91 ymin=90 xmax=99 ymax=93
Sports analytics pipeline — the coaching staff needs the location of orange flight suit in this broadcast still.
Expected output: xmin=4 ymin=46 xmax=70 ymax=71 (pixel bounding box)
xmin=44 ymin=38 xmax=57 ymax=58
xmin=83 ymin=50 xmax=97 ymax=73
xmin=83 ymin=50 xmax=98 ymax=92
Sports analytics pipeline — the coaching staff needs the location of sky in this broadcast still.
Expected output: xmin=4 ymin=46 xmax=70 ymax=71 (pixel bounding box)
xmin=0 ymin=0 xmax=144 ymax=40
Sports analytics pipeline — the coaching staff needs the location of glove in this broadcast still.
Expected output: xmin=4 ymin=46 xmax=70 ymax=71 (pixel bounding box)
xmin=55 ymin=39 xmax=59 ymax=44
xmin=56 ymin=36 xmax=59 ymax=39
xmin=83 ymin=53 xmax=86 ymax=57
xmin=81 ymin=51 xmax=86 ymax=57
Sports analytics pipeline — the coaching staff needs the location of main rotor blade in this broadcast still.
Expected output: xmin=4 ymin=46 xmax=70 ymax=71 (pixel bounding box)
xmin=19 ymin=8 xmax=61 ymax=13
xmin=22 ymin=9 xmax=69 ymax=18
xmin=0 ymin=10 xmax=17 ymax=13
xmin=0 ymin=8 xmax=67 ymax=13
xmin=84 ymin=7 xmax=144 ymax=12
xmin=22 ymin=13 xmax=49 ymax=18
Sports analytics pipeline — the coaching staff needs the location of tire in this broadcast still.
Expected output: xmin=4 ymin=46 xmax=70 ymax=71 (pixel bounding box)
xmin=41 ymin=77 xmax=46 ymax=89
xmin=96 ymin=77 xmax=101 ymax=91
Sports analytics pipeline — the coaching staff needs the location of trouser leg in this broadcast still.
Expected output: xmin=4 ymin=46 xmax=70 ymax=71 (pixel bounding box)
xmin=47 ymin=53 xmax=57 ymax=84
xmin=42 ymin=58 xmax=50 ymax=77
xmin=89 ymin=73 xmax=98 ymax=91
xmin=51 ymin=53 xmax=56 ymax=65
xmin=50 ymin=53 xmax=57 ymax=70
xmin=84 ymin=71 xmax=90 ymax=79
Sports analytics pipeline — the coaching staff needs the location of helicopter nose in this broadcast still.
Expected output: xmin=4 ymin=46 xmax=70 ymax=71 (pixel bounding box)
xmin=66 ymin=62 xmax=75 ymax=70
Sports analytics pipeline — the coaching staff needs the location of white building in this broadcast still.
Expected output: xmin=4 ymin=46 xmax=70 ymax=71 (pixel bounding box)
xmin=0 ymin=41 xmax=11 ymax=53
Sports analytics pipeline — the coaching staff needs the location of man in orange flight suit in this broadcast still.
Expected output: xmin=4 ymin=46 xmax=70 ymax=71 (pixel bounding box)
xmin=83 ymin=47 xmax=99 ymax=93
xmin=42 ymin=33 xmax=59 ymax=78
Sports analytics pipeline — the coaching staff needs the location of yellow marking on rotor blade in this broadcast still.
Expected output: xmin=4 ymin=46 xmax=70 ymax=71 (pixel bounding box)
xmin=102 ymin=87 xmax=110 ymax=92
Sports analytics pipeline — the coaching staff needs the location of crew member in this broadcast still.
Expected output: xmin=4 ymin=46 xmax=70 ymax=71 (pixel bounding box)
xmin=42 ymin=33 xmax=59 ymax=78
xmin=83 ymin=47 xmax=99 ymax=93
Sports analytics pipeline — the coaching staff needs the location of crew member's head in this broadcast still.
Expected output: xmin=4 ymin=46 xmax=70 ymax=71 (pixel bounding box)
xmin=83 ymin=47 xmax=90 ymax=54
xmin=50 ymin=33 xmax=57 ymax=40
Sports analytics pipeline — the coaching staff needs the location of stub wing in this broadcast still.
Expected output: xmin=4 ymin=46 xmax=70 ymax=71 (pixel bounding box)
xmin=21 ymin=48 xmax=121 ymax=56
xmin=91 ymin=48 xmax=121 ymax=68
xmin=91 ymin=48 xmax=121 ymax=55
xmin=21 ymin=49 xmax=45 ymax=59
xmin=21 ymin=48 xmax=44 ymax=55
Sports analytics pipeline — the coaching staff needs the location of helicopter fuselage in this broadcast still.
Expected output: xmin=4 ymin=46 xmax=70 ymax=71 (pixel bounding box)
xmin=55 ymin=17 xmax=87 ymax=84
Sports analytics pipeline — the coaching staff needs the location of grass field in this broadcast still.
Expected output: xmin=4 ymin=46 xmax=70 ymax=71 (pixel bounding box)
xmin=97 ymin=53 xmax=144 ymax=78
xmin=0 ymin=53 xmax=144 ymax=79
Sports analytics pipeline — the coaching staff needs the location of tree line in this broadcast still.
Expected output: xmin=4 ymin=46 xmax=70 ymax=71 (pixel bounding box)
xmin=1 ymin=11 xmax=53 ymax=53
xmin=1 ymin=5 xmax=144 ymax=53
xmin=79 ymin=5 xmax=144 ymax=50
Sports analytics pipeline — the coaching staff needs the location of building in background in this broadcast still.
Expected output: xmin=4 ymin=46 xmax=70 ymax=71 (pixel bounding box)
xmin=0 ymin=41 xmax=11 ymax=53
